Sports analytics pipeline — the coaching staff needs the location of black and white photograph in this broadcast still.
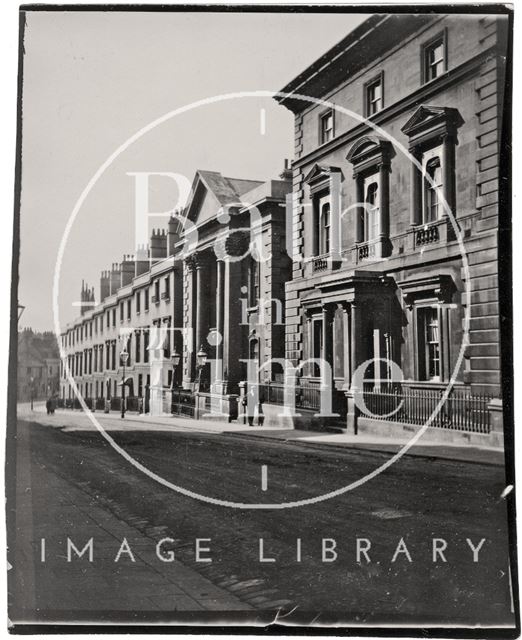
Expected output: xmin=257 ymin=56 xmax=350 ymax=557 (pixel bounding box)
xmin=6 ymin=2 xmax=517 ymax=633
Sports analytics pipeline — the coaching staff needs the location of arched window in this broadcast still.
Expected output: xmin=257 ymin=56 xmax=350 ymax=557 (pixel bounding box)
xmin=364 ymin=181 xmax=380 ymax=241
xmin=319 ymin=201 xmax=331 ymax=254
xmin=424 ymin=156 xmax=442 ymax=222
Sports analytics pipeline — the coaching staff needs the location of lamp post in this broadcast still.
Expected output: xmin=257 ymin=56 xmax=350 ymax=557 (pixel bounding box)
xmin=196 ymin=345 xmax=208 ymax=393
xmin=170 ymin=349 xmax=181 ymax=390
xmin=170 ymin=349 xmax=181 ymax=414
xmin=30 ymin=376 xmax=34 ymax=411
xmin=120 ymin=349 xmax=129 ymax=419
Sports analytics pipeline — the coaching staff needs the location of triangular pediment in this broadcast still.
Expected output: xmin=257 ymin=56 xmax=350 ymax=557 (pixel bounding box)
xmin=184 ymin=170 xmax=262 ymax=226
xmin=401 ymin=105 xmax=464 ymax=137
xmin=184 ymin=174 xmax=223 ymax=226
xmin=303 ymin=164 xmax=342 ymax=185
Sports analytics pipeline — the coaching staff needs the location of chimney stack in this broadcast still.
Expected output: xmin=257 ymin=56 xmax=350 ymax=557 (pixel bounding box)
xmin=80 ymin=280 xmax=95 ymax=315
xmin=150 ymin=228 xmax=168 ymax=261
xmin=109 ymin=263 xmax=121 ymax=295
xmin=120 ymin=254 xmax=135 ymax=287
xmin=279 ymin=158 xmax=292 ymax=181
xmin=135 ymin=244 xmax=150 ymax=276
xmin=100 ymin=271 xmax=110 ymax=302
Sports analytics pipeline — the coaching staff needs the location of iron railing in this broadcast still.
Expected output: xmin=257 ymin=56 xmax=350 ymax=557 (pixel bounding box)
xmin=126 ymin=396 xmax=139 ymax=412
xmin=171 ymin=388 xmax=196 ymax=417
xmin=361 ymin=384 xmax=491 ymax=434
xmin=256 ymin=381 xmax=322 ymax=411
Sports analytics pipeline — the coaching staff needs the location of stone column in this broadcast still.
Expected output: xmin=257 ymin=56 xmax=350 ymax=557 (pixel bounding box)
xmin=346 ymin=300 xmax=361 ymax=434
xmin=322 ymin=304 xmax=334 ymax=384
xmin=183 ymin=257 xmax=197 ymax=386
xmin=195 ymin=252 xmax=209 ymax=356
xmin=223 ymin=231 xmax=249 ymax=392
xmin=305 ymin=312 xmax=313 ymax=377
xmin=342 ymin=304 xmax=351 ymax=388
xmin=354 ymin=176 xmax=365 ymax=243
xmin=440 ymin=305 xmax=451 ymax=383
xmin=442 ymin=133 xmax=455 ymax=217
xmin=410 ymin=149 xmax=422 ymax=226
xmin=215 ymin=258 xmax=225 ymax=382
xmin=378 ymin=162 xmax=390 ymax=239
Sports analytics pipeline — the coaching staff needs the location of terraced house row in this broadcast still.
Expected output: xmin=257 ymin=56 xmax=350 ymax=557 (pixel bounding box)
xmin=60 ymin=12 xmax=509 ymax=445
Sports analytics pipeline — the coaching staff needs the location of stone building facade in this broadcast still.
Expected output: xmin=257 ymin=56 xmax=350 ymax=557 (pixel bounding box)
xmin=59 ymin=13 xmax=508 ymax=442
xmin=18 ymin=329 xmax=60 ymax=401
xmin=274 ymin=13 xmax=508 ymax=439
xmin=180 ymin=169 xmax=292 ymax=394
xmin=60 ymin=224 xmax=184 ymax=409
xmin=59 ymin=170 xmax=291 ymax=414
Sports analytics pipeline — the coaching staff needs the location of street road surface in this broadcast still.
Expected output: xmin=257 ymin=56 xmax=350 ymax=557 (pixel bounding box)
xmin=8 ymin=407 xmax=516 ymax=627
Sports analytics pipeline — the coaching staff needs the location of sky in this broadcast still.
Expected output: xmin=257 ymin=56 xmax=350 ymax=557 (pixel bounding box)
xmin=19 ymin=10 xmax=367 ymax=331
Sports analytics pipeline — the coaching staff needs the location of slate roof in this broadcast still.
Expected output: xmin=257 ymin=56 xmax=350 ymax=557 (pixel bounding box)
xmin=184 ymin=170 xmax=264 ymax=222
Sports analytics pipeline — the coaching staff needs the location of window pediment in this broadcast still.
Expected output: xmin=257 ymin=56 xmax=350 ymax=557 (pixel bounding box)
xmin=346 ymin=135 xmax=394 ymax=176
xmin=304 ymin=164 xmax=342 ymax=193
xmin=401 ymin=105 xmax=464 ymax=146
xmin=397 ymin=274 xmax=455 ymax=308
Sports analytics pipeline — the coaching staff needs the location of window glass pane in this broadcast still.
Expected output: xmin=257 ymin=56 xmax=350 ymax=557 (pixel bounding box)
xmin=320 ymin=202 xmax=331 ymax=254
xmin=424 ymin=157 xmax=442 ymax=222
xmin=426 ymin=40 xmax=444 ymax=80
xmin=367 ymin=80 xmax=383 ymax=114
xmin=312 ymin=318 xmax=323 ymax=377
xmin=364 ymin=182 xmax=379 ymax=241
xmin=418 ymin=307 xmax=441 ymax=380
xmin=321 ymin=111 xmax=334 ymax=143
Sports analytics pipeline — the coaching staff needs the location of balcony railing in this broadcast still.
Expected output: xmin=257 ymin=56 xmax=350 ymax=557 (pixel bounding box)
xmin=312 ymin=255 xmax=329 ymax=273
xmin=160 ymin=291 xmax=170 ymax=301
xmin=411 ymin=217 xmax=455 ymax=249
xmin=357 ymin=241 xmax=376 ymax=261
xmin=415 ymin=224 xmax=439 ymax=246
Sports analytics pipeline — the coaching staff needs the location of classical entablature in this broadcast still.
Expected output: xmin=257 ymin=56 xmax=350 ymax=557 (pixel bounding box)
xmin=397 ymin=273 xmax=455 ymax=308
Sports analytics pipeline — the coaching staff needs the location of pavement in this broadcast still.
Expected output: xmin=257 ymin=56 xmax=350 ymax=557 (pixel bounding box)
xmin=10 ymin=417 xmax=252 ymax=625
xmin=19 ymin=402 xmax=505 ymax=466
